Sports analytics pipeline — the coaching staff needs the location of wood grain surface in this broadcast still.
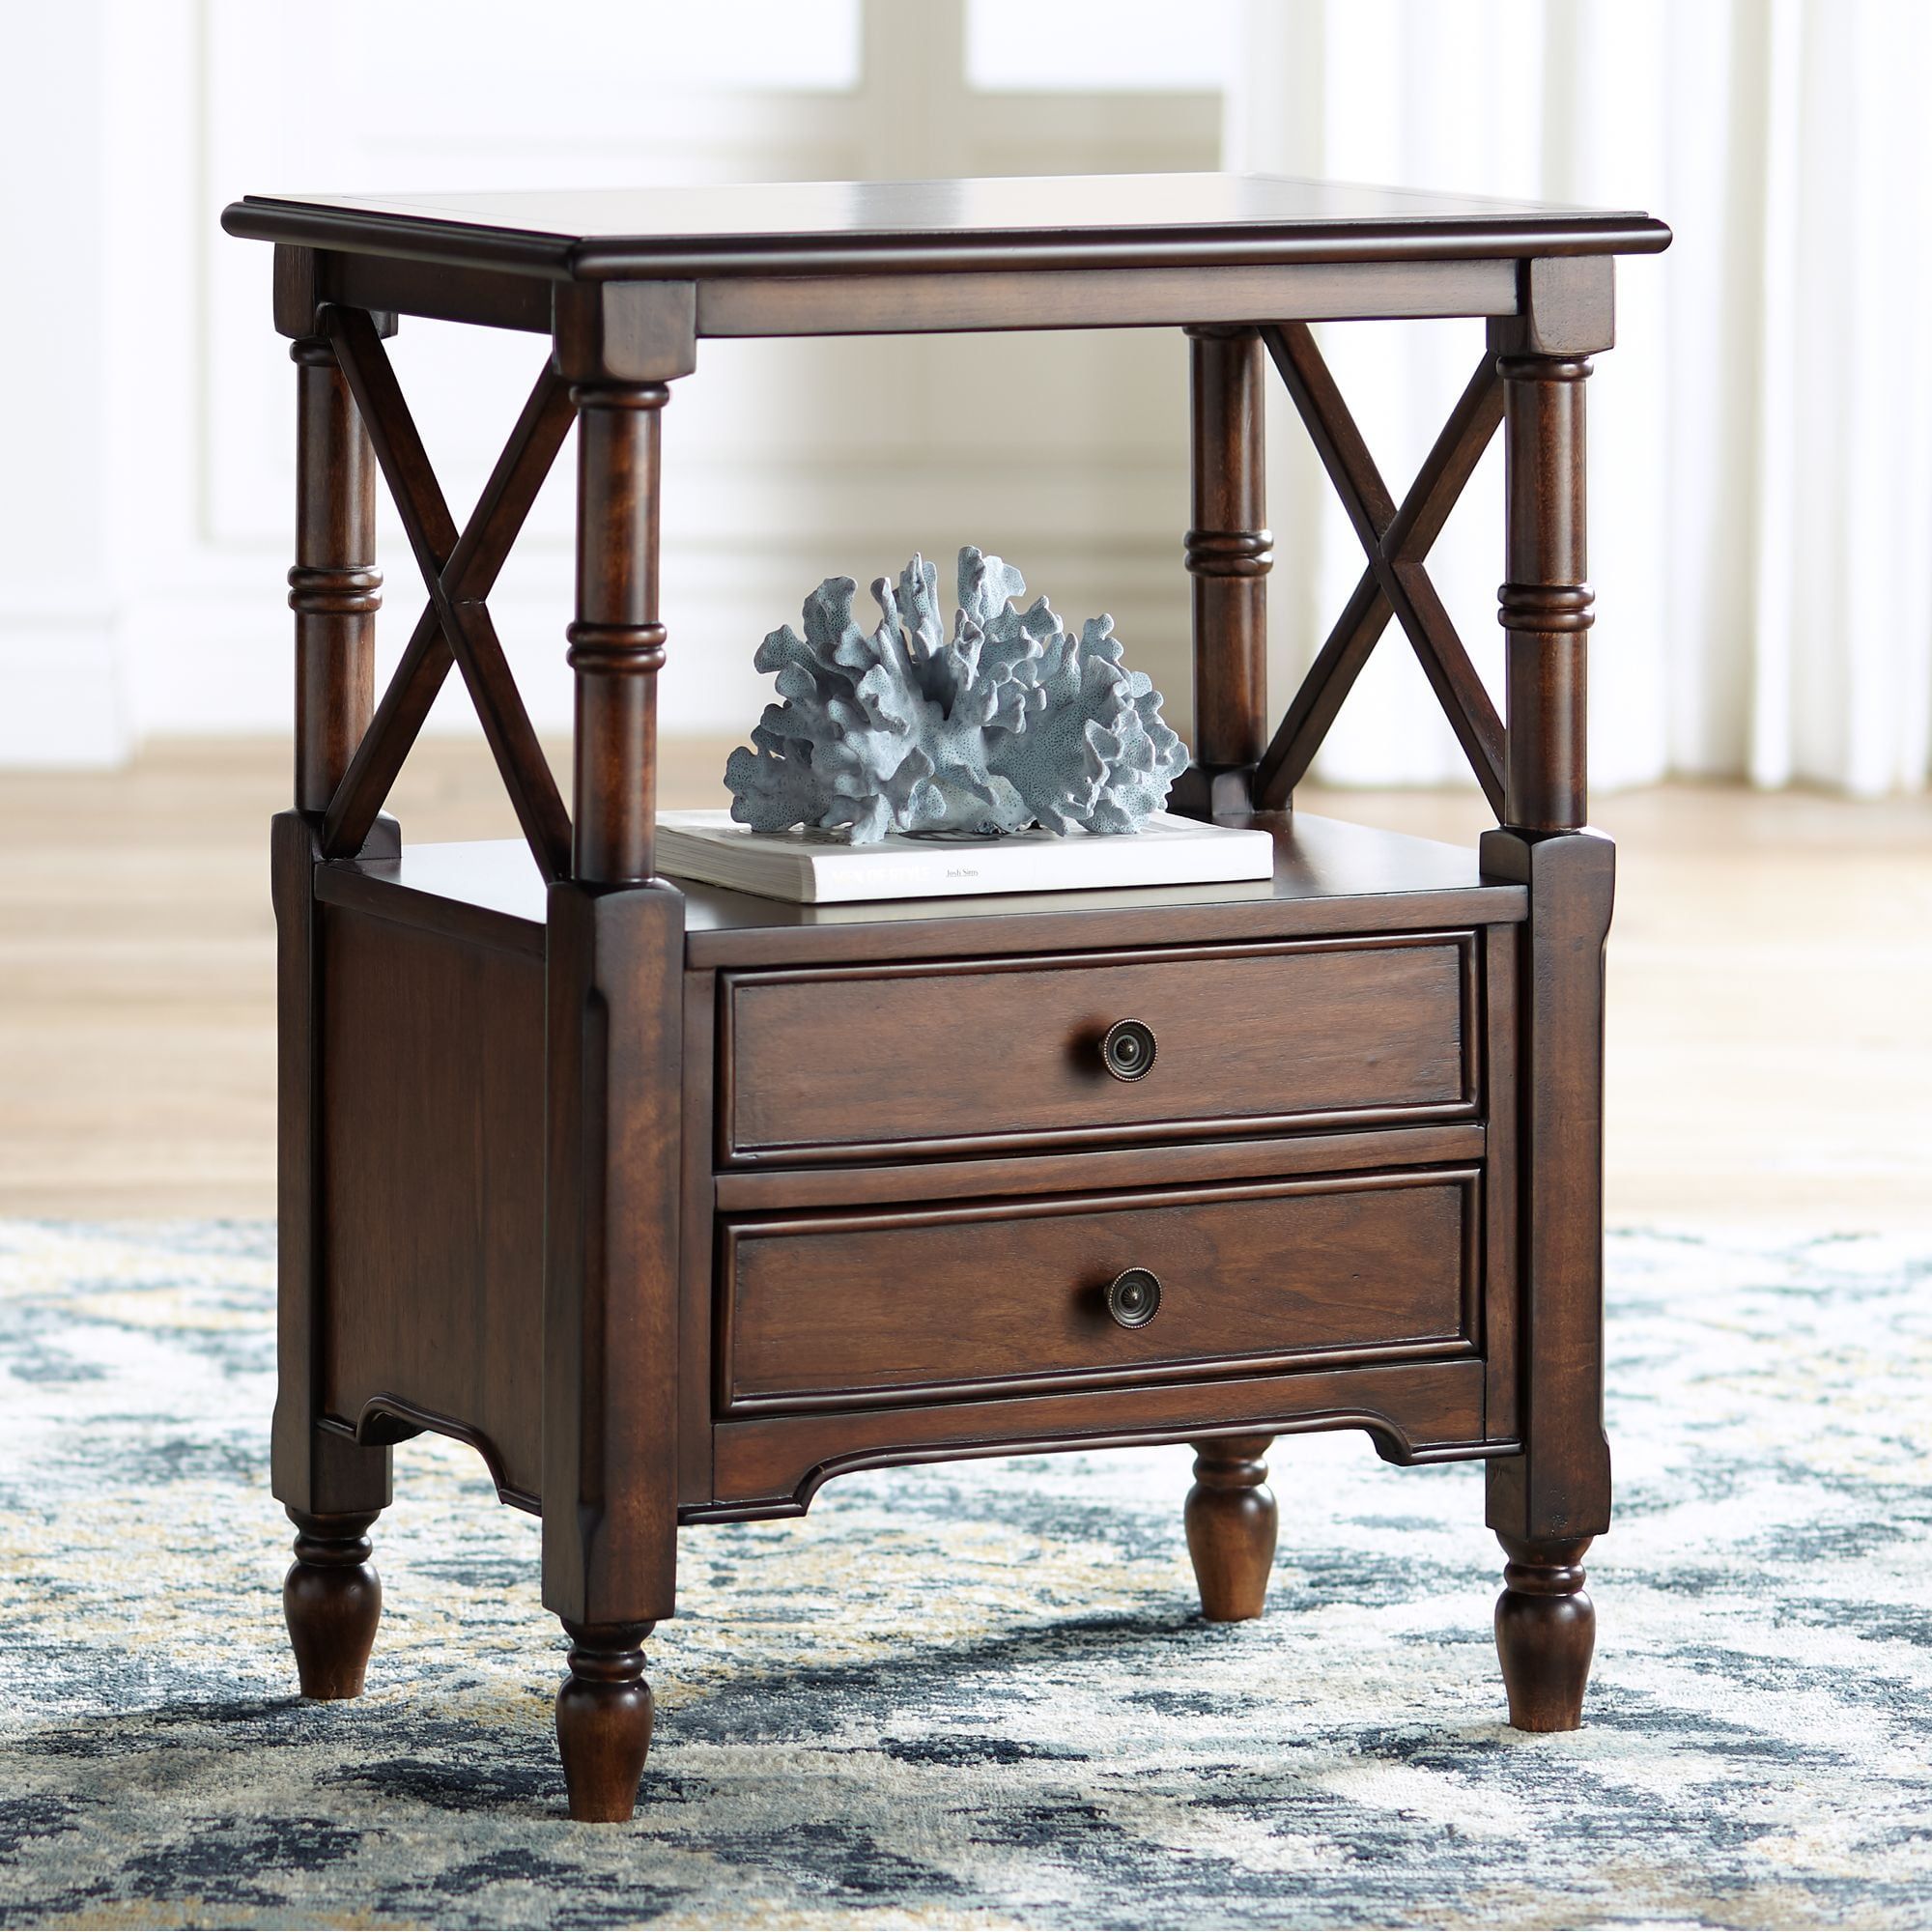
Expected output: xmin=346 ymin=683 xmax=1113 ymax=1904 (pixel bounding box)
xmin=721 ymin=1169 xmax=1477 ymax=1411
xmin=720 ymin=935 xmax=1474 ymax=1163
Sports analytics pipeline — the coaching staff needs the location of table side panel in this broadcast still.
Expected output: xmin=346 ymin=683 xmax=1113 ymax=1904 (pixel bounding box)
xmin=316 ymin=901 xmax=548 ymax=1504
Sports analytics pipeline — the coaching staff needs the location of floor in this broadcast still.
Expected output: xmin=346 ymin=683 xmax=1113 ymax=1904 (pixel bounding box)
xmin=3 ymin=737 xmax=1927 ymax=1229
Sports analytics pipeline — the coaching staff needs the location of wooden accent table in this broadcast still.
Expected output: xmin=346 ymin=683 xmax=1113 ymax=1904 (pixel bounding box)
xmin=222 ymin=175 xmax=1670 ymax=1822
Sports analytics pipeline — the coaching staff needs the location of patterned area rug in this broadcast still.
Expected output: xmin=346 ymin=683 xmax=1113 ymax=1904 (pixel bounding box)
xmin=3 ymin=1223 xmax=1932 ymax=1929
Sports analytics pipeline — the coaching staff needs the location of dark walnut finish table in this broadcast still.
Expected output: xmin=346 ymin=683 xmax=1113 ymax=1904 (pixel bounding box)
xmin=222 ymin=174 xmax=1670 ymax=1822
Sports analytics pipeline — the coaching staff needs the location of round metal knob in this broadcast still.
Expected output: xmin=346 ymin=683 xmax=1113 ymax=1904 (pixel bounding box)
xmin=1106 ymin=1267 xmax=1162 ymax=1329
xmin=1100 ymin=1017 xmax=1157 ymax=1082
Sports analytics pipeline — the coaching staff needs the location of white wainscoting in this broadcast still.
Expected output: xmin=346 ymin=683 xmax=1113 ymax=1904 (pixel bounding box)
xmin=3 ymin=0 xmax=1220 ymax=768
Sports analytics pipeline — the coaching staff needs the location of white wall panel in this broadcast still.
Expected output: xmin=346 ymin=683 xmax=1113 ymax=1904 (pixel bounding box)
xmin=7 ymin=0 xmax=1215 ymax=766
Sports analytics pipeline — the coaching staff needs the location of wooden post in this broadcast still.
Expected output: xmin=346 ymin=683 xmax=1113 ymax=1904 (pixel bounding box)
xmin=273 ymin=325 xmax=393 ymax=1698
xmin=270 ymin=808 xmax=395 ymax=1700
xmin=1480 ymin=826 xmax=1613 ymax=1729
xmin=541 ymin=870 xmax=680 ymax=1819
xmin=289 ymin=337 xmax=381 ymax=815
xmin=1180 ymin=326 xmax=1271 ymax=816
xmin=1498 ymin=352 xmax=1592 ymax=834
xmin=1484 ymin=268 xmax=1614 ymax=1730
xmin=567 ymin=384 xmax=667 ymax=885
xmin=543 ymin=375 xmax=684 ymax=1820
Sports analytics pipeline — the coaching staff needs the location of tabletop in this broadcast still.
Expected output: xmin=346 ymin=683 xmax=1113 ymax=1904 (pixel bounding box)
xmin=222 ymin=172 xmax=1672 ymax=280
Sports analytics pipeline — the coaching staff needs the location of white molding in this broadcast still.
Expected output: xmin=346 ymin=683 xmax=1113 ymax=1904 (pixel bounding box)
xmin=4 ymin=0 xmax=1219 ymax=767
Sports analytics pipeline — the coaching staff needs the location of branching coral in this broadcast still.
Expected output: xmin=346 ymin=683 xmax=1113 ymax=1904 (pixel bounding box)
xmin=724 ymin=548 xmax=1187 ymax=842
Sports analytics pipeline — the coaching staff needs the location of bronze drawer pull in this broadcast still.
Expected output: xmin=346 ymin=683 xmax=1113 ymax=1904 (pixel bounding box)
xmin=1106 ymin=1267 xmax=1162 ymax=1329
xmin=1100 ymin=1017 xmax=1157 ymax=1081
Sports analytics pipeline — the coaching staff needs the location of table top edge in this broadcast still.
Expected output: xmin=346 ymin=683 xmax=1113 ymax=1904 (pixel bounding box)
xmin=221 ymin=173 xmax=1672 ymax=279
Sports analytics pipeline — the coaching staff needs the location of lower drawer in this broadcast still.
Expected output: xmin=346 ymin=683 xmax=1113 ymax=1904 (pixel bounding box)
xmin=718 ymin=1167 xmax=1478 ymax=1413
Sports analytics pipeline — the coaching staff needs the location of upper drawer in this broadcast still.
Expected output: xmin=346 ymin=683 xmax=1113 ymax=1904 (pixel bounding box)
xmin=719 ymin=933 xmax=1477 ymax=1165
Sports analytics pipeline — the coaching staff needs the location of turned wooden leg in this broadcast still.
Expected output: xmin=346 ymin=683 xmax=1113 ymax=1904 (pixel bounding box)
xmin=1484 ymin=290 xmax=1612 ymax=1738
xmin=284 ymin=1508 xmax=382 ymax=1699
xmin=1184 ymin=1435 xmax=1277 ymax=1622
xmin=541 ymin=372 xmax=682 ymax=1825
xmin=273 ymin=311 xmax=392 ymax=1710
xmin=555 ymin=1621 xmax=656 ymax=1822
xmin=1176 ymin=325 xmax=1271 ymax=819
xmin=1494 ymin=1534 xmax=1594 ymax=1730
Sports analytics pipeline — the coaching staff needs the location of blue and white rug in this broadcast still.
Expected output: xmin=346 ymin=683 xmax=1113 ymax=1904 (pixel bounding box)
xmin=2 ymin=1222 xmax=1931 ymax=1928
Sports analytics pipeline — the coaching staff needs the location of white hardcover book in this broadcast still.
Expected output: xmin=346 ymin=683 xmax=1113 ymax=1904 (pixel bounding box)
xmin=655 ymin=810 xmax=1275 ymax=905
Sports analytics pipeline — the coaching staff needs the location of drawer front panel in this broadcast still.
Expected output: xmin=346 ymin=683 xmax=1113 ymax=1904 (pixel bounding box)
xmin=721 ymin=1168 xmax=1476 ymax=1413
xmin=722 ymin=934 xmax=1474 ymax=1163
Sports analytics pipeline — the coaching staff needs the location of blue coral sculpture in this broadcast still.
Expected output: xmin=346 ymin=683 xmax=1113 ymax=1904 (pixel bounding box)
xmin=724 ymin=548 xmax=1188 ymax=842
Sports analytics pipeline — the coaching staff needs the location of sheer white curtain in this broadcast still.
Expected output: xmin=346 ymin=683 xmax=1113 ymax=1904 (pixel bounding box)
xmin=1229 ymin=0 xmax=1932 ymax=795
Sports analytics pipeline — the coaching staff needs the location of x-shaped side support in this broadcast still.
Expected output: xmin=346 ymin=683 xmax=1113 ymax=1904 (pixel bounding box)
xmin=320 ymin=311 xmax=1506 ymax=852
xmin=1255 ymin=324 xmax=1507 ymax=815
xmin=319 ymin=306 xmax=578 ymax=875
